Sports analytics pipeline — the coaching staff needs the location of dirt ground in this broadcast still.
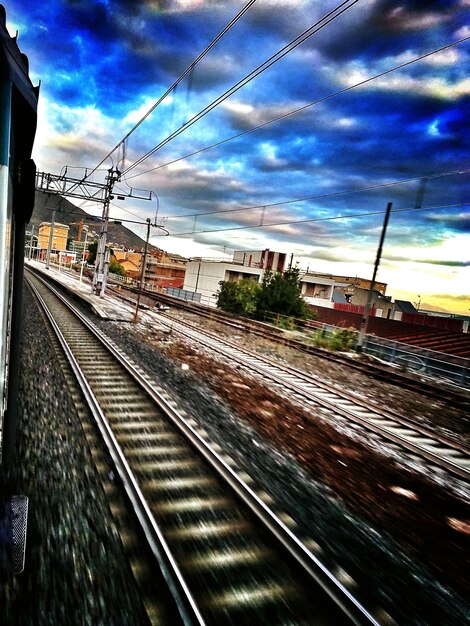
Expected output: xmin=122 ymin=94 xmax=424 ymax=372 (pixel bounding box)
xmin=137 ymin=311 xmax=470 ymax=602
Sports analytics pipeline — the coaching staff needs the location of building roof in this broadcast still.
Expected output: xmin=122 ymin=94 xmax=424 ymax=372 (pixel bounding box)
xmin=39 ymin=222 xmax=69 ymax=229
xmin=332 ymin=291 xmax=349 ymax=303
xmin=394 ymin=300 xmax=417 ymax=313
xmin=301 ymin=274 xmax=337 ymax=286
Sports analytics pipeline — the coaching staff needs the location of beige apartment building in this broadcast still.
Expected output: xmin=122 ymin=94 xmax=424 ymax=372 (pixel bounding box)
xmin=113 ymin=250 xmax=142 ymax=279
xmin=38 ymin=222 xmax=69 ymax=251
xmin=113 ymin=249 xmax=186 ymax=288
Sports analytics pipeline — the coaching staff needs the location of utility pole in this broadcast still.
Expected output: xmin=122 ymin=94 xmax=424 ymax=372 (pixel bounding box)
xmin=133 ymin=218 xmax=151 ymax=324
xmin=28 ymin=224 xmax=35 ymax=260
xmin=92 ymin=167 xmax=121 ymax=296
xmin=194 ymin=260 xmax=201 ymax=294
xmin=35 ymin=166 xmax=154 ymax=287
xmin=45 ymin=210 xmax=56 ymax=270
xmin=357 ymin=202 xmax=393 ymax=352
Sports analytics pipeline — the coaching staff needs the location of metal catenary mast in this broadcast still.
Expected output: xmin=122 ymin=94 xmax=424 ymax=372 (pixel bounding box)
xmin=35 ymin=168 xmax=153 ymax=296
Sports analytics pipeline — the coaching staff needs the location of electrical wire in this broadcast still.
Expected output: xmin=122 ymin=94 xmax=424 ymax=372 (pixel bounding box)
xmin=121 ymin=0 xmax=360 ymax=177
xmin=86 ymin=0 xmax=258 ymax=180
xmin=125 ymin=34 xmax=470 ymax=181
xmin=169 ymin=201 xmax=470 ymax=237
xmin=165 ymin=168 xmax=470 ymax=220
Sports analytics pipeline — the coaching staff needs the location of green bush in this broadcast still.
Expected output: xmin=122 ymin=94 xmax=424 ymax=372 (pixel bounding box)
xmin=308 ymin=327 xmax=357 ymax=351
xmin=273 ymin=316 xmax=297 ymax=331
xmin=311 ymin=329 xmax=330 ymax=348
xmin=329 ymin=328 xmax=358 ymax=351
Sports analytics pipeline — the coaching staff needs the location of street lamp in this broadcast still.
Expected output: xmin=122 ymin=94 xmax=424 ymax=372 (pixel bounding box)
xmin=28 ymin=225 xmax=35 ymax=260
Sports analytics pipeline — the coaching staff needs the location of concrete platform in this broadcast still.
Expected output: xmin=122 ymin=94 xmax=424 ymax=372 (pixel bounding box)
xmin=25 ymin=260 xmax=135 ymax=322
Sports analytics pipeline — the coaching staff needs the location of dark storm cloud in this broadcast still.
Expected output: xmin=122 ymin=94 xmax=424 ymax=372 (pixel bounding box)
xmin=150 ymin=163 xmax=251 ymax=215
xmin=63 ymin=0 xmax=118 ymax=40
xmin=12 ymin=0 xmax=228 ymax=109
xmin=212 ymin=60 xmax=469 ymax=198
xmin=8 ymin=1 xmax=154 ymax=106
xmin=425 ymin=211 xmax=470 ymax=234
xmin=423 ymin=259 xmax=470 ymax=266
xmin=368 ymin=0 xmax=462 ymax=30
xmin=310 ymin=0 xmax=465 ymax=63
xmin=433 ymin=293 xmax=470 ymax=302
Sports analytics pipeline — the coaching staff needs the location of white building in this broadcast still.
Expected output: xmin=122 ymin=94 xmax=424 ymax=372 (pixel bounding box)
xmin=299 ymin=273 xmax=343 ymax=308
xmin=182 ymin=249 xmax=342 ymax=308
xmin=232 ymin=249 xmax=287 ymax=272
xmin=183 ymin=258 xmax=262 ymax=306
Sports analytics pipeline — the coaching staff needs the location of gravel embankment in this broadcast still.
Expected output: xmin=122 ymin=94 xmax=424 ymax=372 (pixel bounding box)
xmin=3 ymin=282 xmax=469 ymax=625
xmin=1 ymin=288 xmax=150 ymax=626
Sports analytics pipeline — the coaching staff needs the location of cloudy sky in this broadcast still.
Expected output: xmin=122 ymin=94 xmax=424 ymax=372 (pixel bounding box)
xmin=5 ymin=0 xmax=470 ymax=313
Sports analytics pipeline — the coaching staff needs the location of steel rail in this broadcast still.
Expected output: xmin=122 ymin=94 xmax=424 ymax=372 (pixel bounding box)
xmin=109 ymin=281 xmax=470 ymax=408
xmin=26 ymin=276 xmax=206 ymax=626
xmin=26 ymin=269 xmax=381 ymax=626
xmin=155 ymin=314 xmax=470 ymax=481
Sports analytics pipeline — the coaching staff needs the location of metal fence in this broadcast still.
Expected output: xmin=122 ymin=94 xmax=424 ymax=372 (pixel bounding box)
xmin=166 ymin=287 xmax=215 ymax=307
xmin=362 ymin=334 xmax=469 ymax=388
xmin=309 ymin=323 xmax=469 ymax=388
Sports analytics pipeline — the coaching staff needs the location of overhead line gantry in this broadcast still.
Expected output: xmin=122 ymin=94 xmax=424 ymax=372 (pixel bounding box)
xmin=35 ymin=167 xmax=153 ymax=296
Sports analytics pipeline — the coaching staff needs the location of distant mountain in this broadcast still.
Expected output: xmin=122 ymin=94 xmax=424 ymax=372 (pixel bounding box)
xmin=29 ymin=190 xmax=161 ymax=252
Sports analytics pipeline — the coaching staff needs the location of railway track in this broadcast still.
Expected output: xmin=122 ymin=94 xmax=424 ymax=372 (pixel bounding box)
xmin=26 ymin=272 xmax=384 ymax=625
xmin=109 ymin=282 xmax=469 ymax=410
xmin=153 ymin=313 xmax=470 ymax=482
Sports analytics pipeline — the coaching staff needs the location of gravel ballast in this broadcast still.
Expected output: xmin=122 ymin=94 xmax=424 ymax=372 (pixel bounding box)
xmin=91 ymin=305 xmax=469 ymax=626
xmin=1 ymin=288 xmax=150 ymax=626
xmin=2 ymin=281 xmax=469 ymax=625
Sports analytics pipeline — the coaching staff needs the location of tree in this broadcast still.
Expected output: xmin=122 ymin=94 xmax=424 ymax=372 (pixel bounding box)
xmin=217 ymin=269 xmax=311 ymax=322
xmin=109 ymin=257 xmax=126 ymax=277
xmin=87 ymin=242 xmax=115 ymax=267
xmin=87 ymin=241 xmax=98 ymax=265
xmin=256 ymin=268 xmax=310 ymax=320
xmin=216 ymin=279 xmax=260 ymax=316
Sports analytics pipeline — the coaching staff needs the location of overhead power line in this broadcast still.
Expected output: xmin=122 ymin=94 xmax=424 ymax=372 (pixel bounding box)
xmin=169 ymin=201 xmax=470 ymax=237
xmin=69 ymin=0 xmax=259 ymax=191
xmin=166 ymin=168 xmax=470 ymax=220
xmin=126 ymin=34 xmax=470 ymax=181
xmin=121 ymin=0 xmax=360 ymax=177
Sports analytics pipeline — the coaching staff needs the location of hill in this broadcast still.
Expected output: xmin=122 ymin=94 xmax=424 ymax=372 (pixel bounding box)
xmin=29 ymin=191 xmax=161 ymax=252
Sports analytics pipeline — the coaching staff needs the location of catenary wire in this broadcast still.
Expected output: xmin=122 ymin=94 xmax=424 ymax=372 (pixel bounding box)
xmin=121 ymin=0 xmax=360 ymax=177
xmin=169 ymin=201 xmax=470 ymax=237
xmin=166 ymin=168 xmax=470 ymax=220
xmin=59 ymin=166 xmax=470 ymax=228
xmin=66 ymin=0 xmax=259 ymax=192
xmin=125 ymin=34 xmax=470 ymax=181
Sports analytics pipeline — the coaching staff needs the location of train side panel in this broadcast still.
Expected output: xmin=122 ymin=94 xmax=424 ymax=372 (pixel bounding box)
xmin=0 ymin=4 xmax=38 ymax=467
